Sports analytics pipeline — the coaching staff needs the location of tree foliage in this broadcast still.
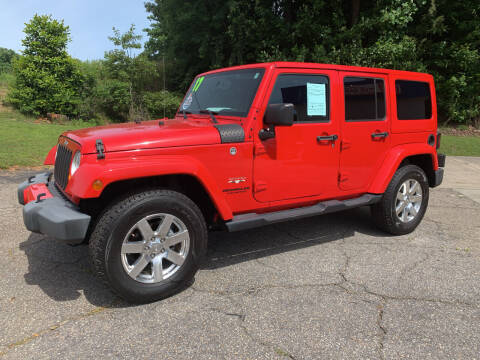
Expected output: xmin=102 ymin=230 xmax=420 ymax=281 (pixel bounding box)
xmin=7 ymin=15 xmax=84 ymax=117
xmin=0 ymin=48 xmax=18 ymax=74
xmin=99 ymin=25 xmax=180 ymax=121
xmin=145 ymin=0 xmax=480 ymax=125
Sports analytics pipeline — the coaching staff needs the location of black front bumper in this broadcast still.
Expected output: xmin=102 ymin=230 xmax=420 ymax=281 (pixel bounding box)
xmin=18 ymin=173 xmax=91 ymax=245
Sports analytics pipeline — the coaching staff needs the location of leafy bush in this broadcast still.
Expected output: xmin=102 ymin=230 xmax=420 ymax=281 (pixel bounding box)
xmin=0 ymin=48 xmax=18 ymax=74
xmin=95 ymin=79 xmax=131 ymax=122
xmin=143 ymin=91 xmax=182 ymax=119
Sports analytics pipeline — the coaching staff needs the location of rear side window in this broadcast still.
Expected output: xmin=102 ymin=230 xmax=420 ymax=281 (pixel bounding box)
xmin=395 ymin=80 xmax=432 ymax=120
xmin=268 ymin=74 xmax=330 ymax=122
xmin=344 ymin=77 xmax=385 ymax=121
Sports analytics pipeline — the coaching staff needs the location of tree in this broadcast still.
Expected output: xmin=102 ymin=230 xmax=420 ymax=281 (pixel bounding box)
xmin=102 ymin=25 xmax=154 ymax=121
xmin=144 ymin=0 xmax=480 ymax=126
xmin=7 ymin=15 xmax=83 ymax=117
xmin=144 ymin=0 xmax=233 ymax=90
xmin=0 ymin=48 xmax=18 ymax=73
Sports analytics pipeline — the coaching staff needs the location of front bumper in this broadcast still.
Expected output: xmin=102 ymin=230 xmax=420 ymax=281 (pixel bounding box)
xmin=18 ymin=172 xmax=91 ymax=245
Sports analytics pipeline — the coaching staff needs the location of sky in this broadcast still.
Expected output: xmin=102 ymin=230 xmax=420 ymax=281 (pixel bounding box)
xmin=0 ymin=0 xmax=151 ymax=60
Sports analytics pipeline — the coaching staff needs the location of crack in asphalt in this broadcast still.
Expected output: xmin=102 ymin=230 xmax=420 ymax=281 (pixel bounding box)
xmin=377 ymin=301 xmax=387 ymax=360
xmin=397 ymin=252 xmax=432 ymax=281
xmin=224 ymin=295 xmax=297 ymax=360
xmin=0 ymin=302 xmax=118 ymax=358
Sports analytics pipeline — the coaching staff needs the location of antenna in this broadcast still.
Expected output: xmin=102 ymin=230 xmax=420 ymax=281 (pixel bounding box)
xmin=162 ymin=55 xmax=166 ymax=119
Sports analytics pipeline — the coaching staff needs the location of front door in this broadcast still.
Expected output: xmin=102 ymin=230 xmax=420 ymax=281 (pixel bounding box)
xmin=338 ymin=72 xmax=391 ymax=191
xmin=253 ymin=69 xmax=340 ymax=203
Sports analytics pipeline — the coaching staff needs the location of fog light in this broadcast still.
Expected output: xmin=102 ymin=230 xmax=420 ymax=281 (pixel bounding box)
xmin=92 ymin=180 xmax=103 ymax=191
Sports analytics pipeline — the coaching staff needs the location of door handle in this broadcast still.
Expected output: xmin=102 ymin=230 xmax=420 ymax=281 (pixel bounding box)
xmin=371 ymin=132 xmax=389 ymax=139
xmin=317 ymin=134 xmax=338 ymax=142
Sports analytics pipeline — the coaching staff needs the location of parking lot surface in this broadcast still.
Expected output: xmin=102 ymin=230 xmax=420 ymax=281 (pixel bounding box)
xmin=1 ymin=156 xmax=479 ymax=359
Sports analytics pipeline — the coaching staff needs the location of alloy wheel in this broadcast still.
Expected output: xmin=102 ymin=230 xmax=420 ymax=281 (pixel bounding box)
xmin=120 ymin=213 xmax=190 ymax=283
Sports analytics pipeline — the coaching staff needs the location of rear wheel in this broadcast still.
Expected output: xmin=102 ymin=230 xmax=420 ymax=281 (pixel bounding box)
xmin=89 ymin=189 xmax=207 ymax=303
xmin=372 ymin=165 xmax=429 ymax=235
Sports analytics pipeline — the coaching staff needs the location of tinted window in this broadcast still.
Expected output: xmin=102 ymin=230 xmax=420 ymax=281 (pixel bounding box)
xmin=344 ymin=77 xmax=386 ymax=121
xmin=179 ymin=68 xmax=265 ymax=117
xmin=396 ymin=80 xmax=432 ymax=120
xmin=268 ymin=74 xmax=329 ymax=122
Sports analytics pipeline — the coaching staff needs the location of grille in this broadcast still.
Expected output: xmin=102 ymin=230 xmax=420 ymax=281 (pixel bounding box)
xmin=54 ymin=144 xmax=73 ymax=189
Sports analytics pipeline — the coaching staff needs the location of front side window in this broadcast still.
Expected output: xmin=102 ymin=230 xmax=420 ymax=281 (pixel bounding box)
xmin=344 ymin=77 xmax=386 ymax=121
xmin=179 ymin=68 xmax=265 ymax=117
xmin=268 ymin=74 xmax=330 ymax=122
xmin=395 ymin=80 xmax=432 ymax=120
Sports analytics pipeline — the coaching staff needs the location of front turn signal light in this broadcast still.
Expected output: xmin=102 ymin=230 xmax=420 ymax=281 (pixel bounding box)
xmin=92 ymin=180 xmax=103 ymax=191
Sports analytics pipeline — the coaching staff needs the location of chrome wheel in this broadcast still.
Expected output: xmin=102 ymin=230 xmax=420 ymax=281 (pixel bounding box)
xmin=121 ymin=213 xmax=190 ymax=284
xmin=395 ymin=179 xmax=423 ymax=223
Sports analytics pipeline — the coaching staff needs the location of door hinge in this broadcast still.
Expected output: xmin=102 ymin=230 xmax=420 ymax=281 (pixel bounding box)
xmin=254 ymin=144 xmax=267 ymax=157
xmin=340 ymin=140 xmax=351 ymax=151
xmin=254 ymin=181 xmax=267 ymax=193
xmin=338 ymin=172 xmax=349 ymax=183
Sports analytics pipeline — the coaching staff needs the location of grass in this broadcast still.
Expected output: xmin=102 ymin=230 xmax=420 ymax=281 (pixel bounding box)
xmin=0 ymin=71 xmax=15 ymax=88
xmin=0 ymin=110 xmax=94 ymax=169
xmin=439 ymin=135 xmax=480 ymax=156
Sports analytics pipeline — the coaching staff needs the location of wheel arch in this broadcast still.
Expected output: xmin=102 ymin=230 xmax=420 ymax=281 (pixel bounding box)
xmin=80 ymin=173 xmax=226 ymax=230
xmin=70 ymin=155 xmax=233 ymax=224
xmin=368 ymin=144 xmax=438 ymax=194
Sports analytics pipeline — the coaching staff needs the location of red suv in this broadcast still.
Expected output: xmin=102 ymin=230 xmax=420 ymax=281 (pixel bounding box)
xmin=18 ymin=62 xmax=445 ymax=303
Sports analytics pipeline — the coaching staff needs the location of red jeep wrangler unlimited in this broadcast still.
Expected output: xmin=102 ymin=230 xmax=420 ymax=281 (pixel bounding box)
xmin=18 ymin=62 xmax=445 ymax=303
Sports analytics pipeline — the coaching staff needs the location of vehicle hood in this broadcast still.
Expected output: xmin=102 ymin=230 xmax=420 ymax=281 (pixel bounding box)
xmin=63 ymin=119 xmax=222 ymax=154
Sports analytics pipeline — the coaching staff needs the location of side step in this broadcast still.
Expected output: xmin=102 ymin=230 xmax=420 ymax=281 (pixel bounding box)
xmin=225 ymin=193 xmax=382 ymax=232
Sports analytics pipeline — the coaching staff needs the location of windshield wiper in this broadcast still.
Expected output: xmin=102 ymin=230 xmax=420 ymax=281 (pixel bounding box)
xmin=199 ymin=109 xmax=218 ymax=124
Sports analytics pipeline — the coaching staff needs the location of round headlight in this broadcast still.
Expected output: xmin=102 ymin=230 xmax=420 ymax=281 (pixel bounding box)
xmin=70 ymin=151 xmax=81 ymax=175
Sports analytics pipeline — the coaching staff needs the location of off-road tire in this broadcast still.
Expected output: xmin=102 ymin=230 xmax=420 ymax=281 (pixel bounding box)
xmin=371 ymin=165 xmax=429 ymax=235
xmin=89 ymin=189 xmax=207 ymax=303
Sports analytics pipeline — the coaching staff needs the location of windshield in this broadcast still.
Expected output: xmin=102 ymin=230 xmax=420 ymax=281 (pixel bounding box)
xmin=179 ymin=68 xmax=265 ymax=117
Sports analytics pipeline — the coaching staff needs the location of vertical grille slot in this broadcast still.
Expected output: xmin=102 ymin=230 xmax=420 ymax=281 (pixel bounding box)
xmin=54 ymin=144 xmax=73 ymax=189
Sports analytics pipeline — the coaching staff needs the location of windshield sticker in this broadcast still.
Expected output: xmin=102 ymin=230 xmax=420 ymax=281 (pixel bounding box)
xmin=182 ymin=93 xmax=193 ymax=110
xmin=254 ymin=72 xmax=259 ymax=79
xmin=307 ymin=83 xmax=326 ymax=116
xmin=193 ymin=76 xmax=205 ymax=92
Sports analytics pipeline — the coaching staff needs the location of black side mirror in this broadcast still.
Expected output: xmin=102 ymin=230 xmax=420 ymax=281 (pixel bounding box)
xmin=264 ymin=103 xmax=294 ymax=126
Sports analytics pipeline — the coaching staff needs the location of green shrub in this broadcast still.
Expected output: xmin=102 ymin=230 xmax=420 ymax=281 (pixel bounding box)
xmin=143 ymin=91 xmax=181 ymax=119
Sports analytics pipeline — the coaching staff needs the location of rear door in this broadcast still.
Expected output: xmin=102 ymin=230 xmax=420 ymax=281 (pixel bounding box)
xmin=338 ymin=72 xmax=391 ymax=191
xmin=253 ymin=69 xmax=341 ymax=202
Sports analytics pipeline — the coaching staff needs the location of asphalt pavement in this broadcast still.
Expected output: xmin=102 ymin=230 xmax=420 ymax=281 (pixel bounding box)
xmin=0 ymin=156 xmax=479 ymax=359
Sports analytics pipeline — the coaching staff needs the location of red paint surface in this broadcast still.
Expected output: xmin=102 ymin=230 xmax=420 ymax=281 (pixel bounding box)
xmin=23 ymin=183 xmax=53 ymax=204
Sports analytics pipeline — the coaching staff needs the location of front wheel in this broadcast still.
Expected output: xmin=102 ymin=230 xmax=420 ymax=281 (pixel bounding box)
xmin=371 ymin=165 xmax=429 ymax=235
xmin=89 ymin=189 xmax=207 ymax=303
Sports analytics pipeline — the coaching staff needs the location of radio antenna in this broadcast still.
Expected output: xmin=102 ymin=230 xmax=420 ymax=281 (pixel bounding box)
xmin=162 ymin=54 xmax=166 ymax=118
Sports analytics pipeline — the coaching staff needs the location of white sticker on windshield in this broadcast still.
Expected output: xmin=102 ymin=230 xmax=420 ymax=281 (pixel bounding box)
xmin=254 ymin=72 xmax=259 ymax=79
xmin=307 ymin=83 xmax=326 ymax=116
xmin=182 ymin=93 xmax=193 ymax=110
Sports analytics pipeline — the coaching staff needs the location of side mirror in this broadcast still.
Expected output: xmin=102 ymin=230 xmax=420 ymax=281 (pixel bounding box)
xmin=264 ymin=103 xmax=294 ymax=126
